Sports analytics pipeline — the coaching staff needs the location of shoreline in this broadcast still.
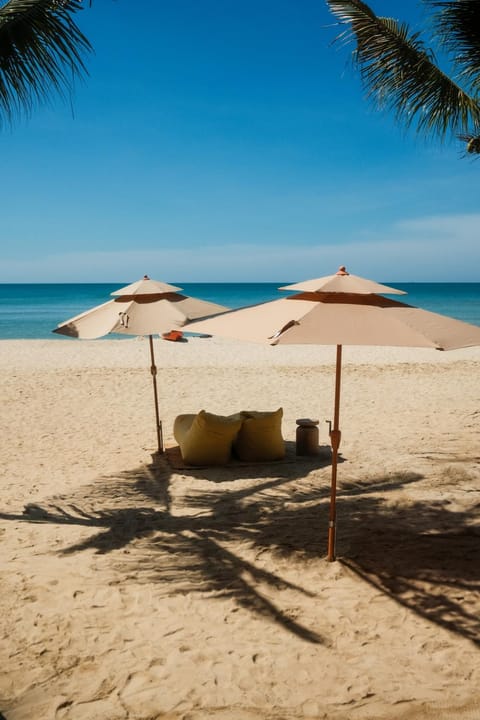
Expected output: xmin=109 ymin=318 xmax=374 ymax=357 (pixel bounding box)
xmin=2 ymin=336 xmax=480 ymax=369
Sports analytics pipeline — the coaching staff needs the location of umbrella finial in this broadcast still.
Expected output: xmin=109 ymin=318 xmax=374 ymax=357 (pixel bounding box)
xmin=336 ymin=266 xmax=349 ymax=276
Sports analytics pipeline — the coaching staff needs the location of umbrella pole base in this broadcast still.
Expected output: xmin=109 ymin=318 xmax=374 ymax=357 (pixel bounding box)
xmin=157 ymin=421 xmax=164 ymax=455
xmin=327 ymin=522 xmax=336 ymax=562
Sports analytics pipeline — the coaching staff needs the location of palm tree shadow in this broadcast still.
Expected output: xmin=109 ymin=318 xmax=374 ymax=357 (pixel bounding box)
xmin=14 ymin=460 xmax=174 ymax=553
xmin=139 ymin=530 xmax=323 ymax=643
xmin=2 ymin=458 xmax=478 ymax=647
xmin=2 ymin=455 xmax=326 ymax=644
xmin=202 ymin=467 xmax=480 ymax=647
xmin=339 ymin=498 xmax=480 ymax=646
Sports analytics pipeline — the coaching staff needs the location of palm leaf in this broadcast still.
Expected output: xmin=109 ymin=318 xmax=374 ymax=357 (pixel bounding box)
xmin=427 ymin=0 xmax=480 ymax=92
xmin=0 ymin=0 xmax=92 ymax=126
xmin=458 ymin=132 xmax=480 ymax=155
xmin=326 ymin=0 xmax=480 ymax=140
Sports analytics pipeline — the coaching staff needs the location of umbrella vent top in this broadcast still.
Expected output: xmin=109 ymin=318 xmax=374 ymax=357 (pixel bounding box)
xmin=280 ymin=267 xmax=406 ymax=296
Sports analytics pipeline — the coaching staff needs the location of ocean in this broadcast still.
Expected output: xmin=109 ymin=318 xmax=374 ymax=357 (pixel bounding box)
xmin=0 ymin=282 xmax=479 ymax=340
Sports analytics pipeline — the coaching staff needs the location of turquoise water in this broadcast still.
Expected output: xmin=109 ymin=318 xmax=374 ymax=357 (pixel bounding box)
xmin=0 ymin=282 xmax=479 ymax=339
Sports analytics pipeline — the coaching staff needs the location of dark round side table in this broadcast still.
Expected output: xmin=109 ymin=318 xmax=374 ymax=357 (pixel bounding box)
xmin=296 ymin=418 xmax=320 ymax=455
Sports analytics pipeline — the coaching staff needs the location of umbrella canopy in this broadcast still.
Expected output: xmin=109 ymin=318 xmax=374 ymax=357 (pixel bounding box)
xmin=186 ymin=266 xmax=480 ymax=561
xmin=279 ymin=265 xmax=406 ymax=296
xmin=53 ymin=276 xmax=228 ymax=453
xmin=54 ymin=276 xmax=226 ymax=340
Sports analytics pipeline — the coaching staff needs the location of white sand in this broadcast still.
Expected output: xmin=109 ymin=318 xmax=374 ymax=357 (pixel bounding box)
xmin=1 ymin=337 xmax=479 ymax=720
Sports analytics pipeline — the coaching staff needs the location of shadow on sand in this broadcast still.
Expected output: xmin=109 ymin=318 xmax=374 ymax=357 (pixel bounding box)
xmin=1 ymin=446 xmax=479 ymax=648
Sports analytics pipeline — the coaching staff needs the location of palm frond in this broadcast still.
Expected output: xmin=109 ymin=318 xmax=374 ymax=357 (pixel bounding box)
xmin=458 ymin=132 xmax=480 ymax=155
xmin=0 ymin=0 xmax=92 ymax=126
xmin=427 ymin=0 xmax=480 ymax=92
xmin=326 ymin=0 xmax=480 ymax=140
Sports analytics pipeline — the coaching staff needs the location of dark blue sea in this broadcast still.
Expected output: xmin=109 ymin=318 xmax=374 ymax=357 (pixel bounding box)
xmin=0 ymin=282 xmax=479 ymax=339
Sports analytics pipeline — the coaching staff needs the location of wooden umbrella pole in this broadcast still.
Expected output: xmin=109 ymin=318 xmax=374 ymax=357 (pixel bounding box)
xmin=327 ymin=344 xmax=342 ymax=562
xmin=148 ymin=335 xmax=163 ymax=454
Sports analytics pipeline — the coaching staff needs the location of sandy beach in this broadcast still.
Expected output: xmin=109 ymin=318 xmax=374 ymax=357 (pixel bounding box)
xmin=1 ymin=336 xmax=479 ymax=720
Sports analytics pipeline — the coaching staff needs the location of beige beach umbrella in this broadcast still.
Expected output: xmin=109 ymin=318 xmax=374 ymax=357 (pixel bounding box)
xmin=53 ymin=275 xmax=228 ymax=454
xmin=186 ymin=266 xmax=480 ymax=561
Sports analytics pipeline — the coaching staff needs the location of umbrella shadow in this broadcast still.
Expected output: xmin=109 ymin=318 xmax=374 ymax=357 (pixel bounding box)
xmin=159 ymin=440 xmax=335 ymax=482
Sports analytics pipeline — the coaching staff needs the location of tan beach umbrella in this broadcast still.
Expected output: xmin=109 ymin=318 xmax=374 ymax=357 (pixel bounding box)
xmin=186 ymin=266 xmax=480 ymax=561
xmin=53 ymin=275 xmax=228 ymax=454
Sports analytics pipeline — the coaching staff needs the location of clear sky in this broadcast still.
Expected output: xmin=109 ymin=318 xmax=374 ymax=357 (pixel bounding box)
xmin=1 ymin=0 xmax=479 ymax=283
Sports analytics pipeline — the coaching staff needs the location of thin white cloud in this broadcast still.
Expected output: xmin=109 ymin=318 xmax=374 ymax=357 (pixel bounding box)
xmin=2 ymin=213 xmax=479 ymax=282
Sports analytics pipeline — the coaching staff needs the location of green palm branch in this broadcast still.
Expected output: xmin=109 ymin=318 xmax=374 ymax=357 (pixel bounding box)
xmin=326 ymin=0 xmax=480 ymax=153
xmin=0 ymin=0 xmax=92 ymax=126
xmin=429 ymin=0 xmax=480 ymax=92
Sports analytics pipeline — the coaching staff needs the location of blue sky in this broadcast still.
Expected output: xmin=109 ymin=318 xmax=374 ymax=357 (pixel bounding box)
xmin=1 ymin=0 xmax=479 ymax=283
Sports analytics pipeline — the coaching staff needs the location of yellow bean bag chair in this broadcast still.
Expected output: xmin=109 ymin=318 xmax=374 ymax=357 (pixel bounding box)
xmin=174 ymin=410 xmax=243 ymax=466
xmin=233 ymin=407 xmax=285 ymax=462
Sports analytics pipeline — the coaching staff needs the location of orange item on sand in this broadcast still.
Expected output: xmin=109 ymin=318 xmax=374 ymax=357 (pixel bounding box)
xmin=162 ymin=330 xmax=183 ymax=342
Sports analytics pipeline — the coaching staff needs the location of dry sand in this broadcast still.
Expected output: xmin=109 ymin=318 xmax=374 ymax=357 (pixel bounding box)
xmin=1 ymin=337 xmax=479 ymax=720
